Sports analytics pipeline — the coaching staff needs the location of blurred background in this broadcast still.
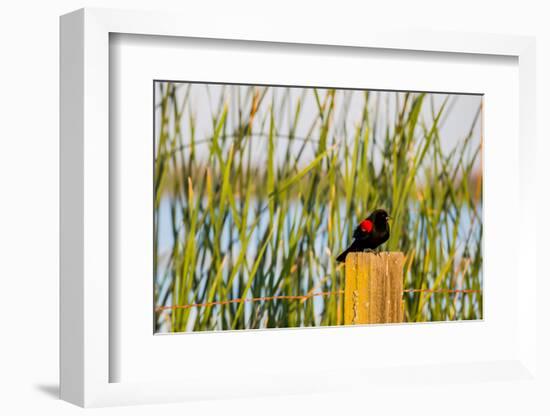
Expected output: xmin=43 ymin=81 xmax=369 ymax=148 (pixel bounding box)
xmin=154 ymin=82 xmax=483 ymax=333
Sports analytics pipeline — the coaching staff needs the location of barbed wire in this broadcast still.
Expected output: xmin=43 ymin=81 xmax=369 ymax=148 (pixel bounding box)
xmin=155 ymin=287 xmax=481 ymax=312
xmin=403 ymin=288 xmax=481 ymax=294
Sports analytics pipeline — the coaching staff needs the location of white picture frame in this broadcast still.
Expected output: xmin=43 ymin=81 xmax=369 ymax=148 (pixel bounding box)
xmin=60 ymin=8 xmax=537 ymax=407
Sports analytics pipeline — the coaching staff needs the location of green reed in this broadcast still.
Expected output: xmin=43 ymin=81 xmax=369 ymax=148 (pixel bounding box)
xmin=154 ymin=82 xmax=483 ymax=332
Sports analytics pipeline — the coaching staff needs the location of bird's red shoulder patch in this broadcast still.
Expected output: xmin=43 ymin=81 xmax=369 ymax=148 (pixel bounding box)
xmin=360 ymin=219 xmax=373 ymax=233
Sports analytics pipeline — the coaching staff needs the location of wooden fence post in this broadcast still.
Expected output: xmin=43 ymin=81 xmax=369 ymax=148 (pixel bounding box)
xmin=344 ymin=252 xmax=404 ymax=325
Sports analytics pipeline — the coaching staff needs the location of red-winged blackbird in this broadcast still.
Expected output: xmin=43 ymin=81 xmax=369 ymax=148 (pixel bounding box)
xmin=336 ymin=209 xmax=391 ymax=263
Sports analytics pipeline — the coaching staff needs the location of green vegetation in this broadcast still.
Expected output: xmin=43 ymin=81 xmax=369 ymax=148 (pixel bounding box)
xmin=154 ymin=82 xmax=483 ymax=333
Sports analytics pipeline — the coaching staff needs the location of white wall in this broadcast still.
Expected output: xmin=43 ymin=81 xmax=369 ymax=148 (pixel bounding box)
xmin=1 ymin=1 xmax=548 ymax=414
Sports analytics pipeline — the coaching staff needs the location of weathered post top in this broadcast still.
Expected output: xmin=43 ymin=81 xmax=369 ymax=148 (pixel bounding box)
xmin=344 ymin=252 xmax=405 ymax=325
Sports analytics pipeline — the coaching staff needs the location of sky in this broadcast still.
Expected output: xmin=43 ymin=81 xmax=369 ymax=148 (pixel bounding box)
xmin=154 ymin=82 xmax=482 ymax=172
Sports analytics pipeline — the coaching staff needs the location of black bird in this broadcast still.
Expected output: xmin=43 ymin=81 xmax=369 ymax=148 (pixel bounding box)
xmin=336 ymin=209 xmax=391 ymax=263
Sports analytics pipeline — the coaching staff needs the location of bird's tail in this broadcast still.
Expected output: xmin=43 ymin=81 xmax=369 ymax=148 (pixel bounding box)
xmin=336 ymin=242 xmax=356 ymax=263
xmin=336 ymin=249 xmax=349 ymax=263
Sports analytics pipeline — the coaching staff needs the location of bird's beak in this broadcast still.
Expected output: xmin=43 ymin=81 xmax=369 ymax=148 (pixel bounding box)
xmin=387 ymin=215 xmax=393 ymax=222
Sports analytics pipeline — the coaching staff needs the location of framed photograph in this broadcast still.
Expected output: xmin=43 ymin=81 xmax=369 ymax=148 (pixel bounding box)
xmin=151 ymin=81 xmax=483 ymax=334
xmin=60 ymin=8 xmax=537 ymax=407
